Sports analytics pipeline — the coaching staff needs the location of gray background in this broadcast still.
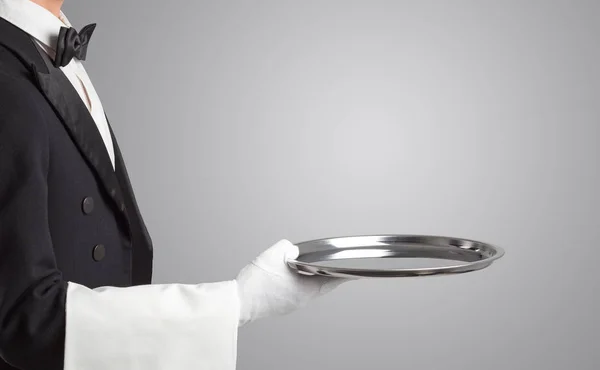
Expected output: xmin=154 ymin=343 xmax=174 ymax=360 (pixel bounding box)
xmin=64 ymin=1 xmax=599 ymax=369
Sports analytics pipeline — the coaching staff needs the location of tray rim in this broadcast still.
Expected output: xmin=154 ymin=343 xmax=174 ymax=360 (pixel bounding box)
xmin=287 ymin=234 xmax=505 ymax=278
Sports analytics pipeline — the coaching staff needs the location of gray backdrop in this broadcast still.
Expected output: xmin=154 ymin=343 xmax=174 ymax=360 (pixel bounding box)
xmin=63 ymin=1 xmax=599 ymax=369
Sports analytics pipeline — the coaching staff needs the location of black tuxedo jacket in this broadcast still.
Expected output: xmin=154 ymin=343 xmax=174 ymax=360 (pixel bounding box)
xmin=0 ymin=18 xmax=153 ymax=369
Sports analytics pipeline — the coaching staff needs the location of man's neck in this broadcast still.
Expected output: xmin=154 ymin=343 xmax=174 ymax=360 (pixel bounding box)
xmin=30 ymin=0 xmax=64 ymax=18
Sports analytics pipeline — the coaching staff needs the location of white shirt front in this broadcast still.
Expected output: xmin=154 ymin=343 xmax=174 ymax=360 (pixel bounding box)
xmin=0 ymin=0 xmax=116 ymax=170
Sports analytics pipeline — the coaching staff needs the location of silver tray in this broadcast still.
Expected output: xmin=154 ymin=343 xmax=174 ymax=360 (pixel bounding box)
xmin=287 ymin=235 xmax=504 ymax=278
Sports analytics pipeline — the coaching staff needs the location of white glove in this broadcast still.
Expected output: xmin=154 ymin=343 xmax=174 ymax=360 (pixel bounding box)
xmin=235 ymin=239 xmax=348 ymax=327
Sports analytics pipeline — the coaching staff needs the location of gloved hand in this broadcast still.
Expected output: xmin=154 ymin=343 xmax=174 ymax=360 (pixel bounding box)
xmin=235 ymin=239 xmax=348 ymax=327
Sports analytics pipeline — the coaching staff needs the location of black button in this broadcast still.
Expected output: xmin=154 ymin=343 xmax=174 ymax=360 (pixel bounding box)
xmin=92 ymin=244 xmax=106 ymax=261
xmin=82 ymin=196 xmax=94 ymax=214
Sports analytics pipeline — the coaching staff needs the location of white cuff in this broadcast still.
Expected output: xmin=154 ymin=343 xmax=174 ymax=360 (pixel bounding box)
xmin=64 ymin=281 xmax=240 ymax=370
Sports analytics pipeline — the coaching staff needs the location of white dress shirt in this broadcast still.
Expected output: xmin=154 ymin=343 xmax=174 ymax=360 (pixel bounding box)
xmin=0 ymin=0 xmax=116 ymax=169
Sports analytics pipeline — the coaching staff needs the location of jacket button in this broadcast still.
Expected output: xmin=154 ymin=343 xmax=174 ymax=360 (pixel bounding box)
xmin=82 ymin=196 xmax=94 ymax=214
xmin=92 ymin=244 xmax=106 ymax=261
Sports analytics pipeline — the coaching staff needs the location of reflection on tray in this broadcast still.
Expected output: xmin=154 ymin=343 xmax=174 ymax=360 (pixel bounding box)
xmin=310 ymin=257 xmax=464 ymax=270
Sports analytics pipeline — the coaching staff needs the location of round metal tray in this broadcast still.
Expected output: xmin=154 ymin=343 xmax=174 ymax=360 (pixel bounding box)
xmin=287 ymin=234 xmax=504 ymax=278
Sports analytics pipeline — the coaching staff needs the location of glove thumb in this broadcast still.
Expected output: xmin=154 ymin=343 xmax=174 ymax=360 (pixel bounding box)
xmin=252 ymin=239 xmax=299 ymax=276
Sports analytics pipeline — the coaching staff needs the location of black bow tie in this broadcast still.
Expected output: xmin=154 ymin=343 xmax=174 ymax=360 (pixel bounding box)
xmin=53 ymin=23 xmax=96 ymax=68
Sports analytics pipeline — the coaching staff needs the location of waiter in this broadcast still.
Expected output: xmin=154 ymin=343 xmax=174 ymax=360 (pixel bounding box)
xmin=0 ymin=0 xmax=346 ymax=369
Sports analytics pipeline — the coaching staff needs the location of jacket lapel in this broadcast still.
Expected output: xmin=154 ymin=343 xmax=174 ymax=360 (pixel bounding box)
xmin=30 ymin=41 xmax=130 ymax=227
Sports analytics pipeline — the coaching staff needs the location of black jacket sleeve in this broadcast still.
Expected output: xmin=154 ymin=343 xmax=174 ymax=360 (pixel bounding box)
xmin=0 ymin=73 xmax=67 ymax=369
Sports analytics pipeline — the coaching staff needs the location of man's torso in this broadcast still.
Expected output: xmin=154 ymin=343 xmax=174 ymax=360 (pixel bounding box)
xmin=0 ymin=16 xmax=153 ymax=289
